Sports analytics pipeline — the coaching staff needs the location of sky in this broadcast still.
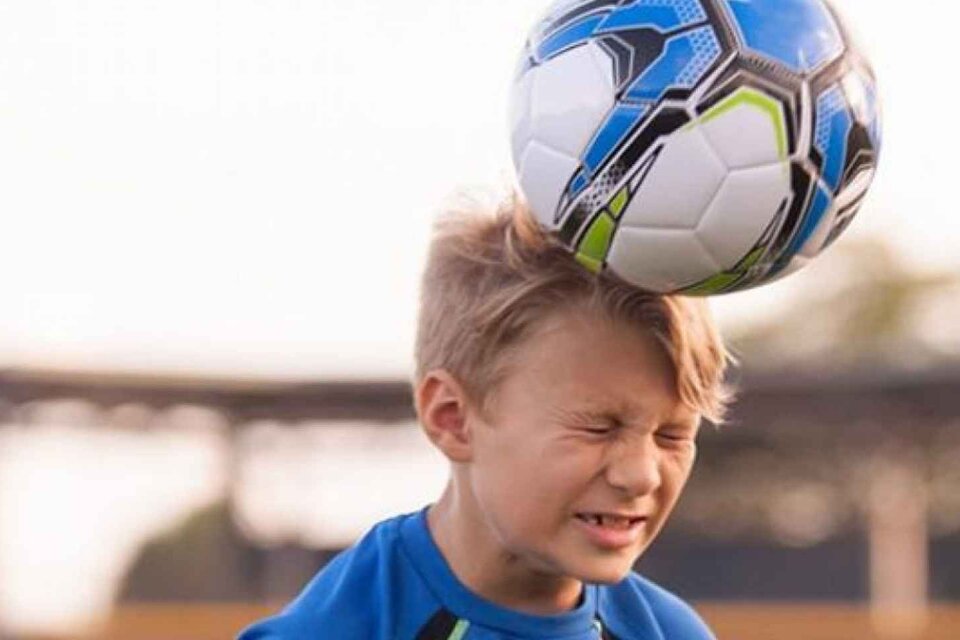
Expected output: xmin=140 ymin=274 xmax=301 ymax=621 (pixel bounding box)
xmin=0 ymin=0 xmax=955 ymax=380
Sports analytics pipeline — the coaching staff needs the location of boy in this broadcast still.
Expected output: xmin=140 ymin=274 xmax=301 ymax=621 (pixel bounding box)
xmin=239 ymin=196 xmax=733 ymax=639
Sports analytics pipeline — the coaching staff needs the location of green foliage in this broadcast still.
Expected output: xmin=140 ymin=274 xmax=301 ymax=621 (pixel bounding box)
xmin=727 ymin=239 xmax=960 ymax=369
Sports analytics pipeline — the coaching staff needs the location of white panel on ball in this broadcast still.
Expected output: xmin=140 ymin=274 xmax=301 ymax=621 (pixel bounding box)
xmin=697 ymin=163 xmax=791 ymax=270
xmin=530 ymin=42 xmax=615 ymax=159
xmin=518 ymin=140 xmax=580 ymax=228
xmin=608 ymin=227 xmax=720 ymax=292
xmin=699 ymin=97 xmax=784 ymax=170
xmin=841 ymin=71 xmax=873 ymax=126
xmin=509 ymin=68 xmax=537 ymax=166
xmin=619 ymin=127 xmax=726 ymax=230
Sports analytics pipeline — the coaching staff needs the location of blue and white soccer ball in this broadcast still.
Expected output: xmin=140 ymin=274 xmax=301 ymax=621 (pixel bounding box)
xmin=509 ymin=0 xmax=881 ymax=294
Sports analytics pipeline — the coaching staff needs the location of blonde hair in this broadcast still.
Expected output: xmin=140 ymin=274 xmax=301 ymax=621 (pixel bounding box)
xmin=414 ymin=193 xmax=735 ymax=424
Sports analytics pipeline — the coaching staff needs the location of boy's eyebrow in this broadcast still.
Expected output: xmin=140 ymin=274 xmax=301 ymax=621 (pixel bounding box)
xmin=561 ymin=407 xmax=702 ymax=429
xmin=663 ymin=418 xmax=701 ymax=430
xmin=558 ymin=405 xmax=652 ymax=427
xmin=581 ymin=409 xmax=623 ymax=424
xmin=553 ymin=407 xmax=622 ymax=425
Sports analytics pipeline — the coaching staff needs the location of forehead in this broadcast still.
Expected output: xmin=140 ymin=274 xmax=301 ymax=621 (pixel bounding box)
xmin=500 ymin=307 xmax=689 ymax=421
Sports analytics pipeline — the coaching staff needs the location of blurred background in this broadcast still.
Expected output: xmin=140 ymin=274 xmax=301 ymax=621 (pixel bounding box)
xmin=0 ymin=0 xmax=957 ymax=638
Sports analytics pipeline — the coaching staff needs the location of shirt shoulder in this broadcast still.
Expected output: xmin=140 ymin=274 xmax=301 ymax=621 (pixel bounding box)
xmin=236 ymin=511 xmax=439 ymax=640
xmin=599 ymin=572 xmax=716 ymax=640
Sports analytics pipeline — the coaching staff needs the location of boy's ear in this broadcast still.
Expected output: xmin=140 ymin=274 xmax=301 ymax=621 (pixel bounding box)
xmin=415 ymin=370 xmax=475 ymax=463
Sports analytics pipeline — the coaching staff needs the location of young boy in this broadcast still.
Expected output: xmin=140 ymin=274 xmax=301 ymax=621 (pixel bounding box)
xmin=239 ymin=196 xmax=733 ymax=639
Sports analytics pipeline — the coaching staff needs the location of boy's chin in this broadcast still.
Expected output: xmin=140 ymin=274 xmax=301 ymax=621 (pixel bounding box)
xmin=565 ymin=558 xmax=636 ymax=585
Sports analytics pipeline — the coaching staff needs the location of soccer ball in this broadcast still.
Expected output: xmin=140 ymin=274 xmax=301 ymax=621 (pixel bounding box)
xmin=509 ymin=0 xmax=881 ymax=294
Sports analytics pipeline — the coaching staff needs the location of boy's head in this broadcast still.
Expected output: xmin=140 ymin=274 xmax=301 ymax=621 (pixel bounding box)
xmin=413 ymin=194 xmax=734 ymax=587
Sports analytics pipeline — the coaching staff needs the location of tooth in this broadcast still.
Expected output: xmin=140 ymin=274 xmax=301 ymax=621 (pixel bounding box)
xmin=603 ymin=516 xmax=630 ymax=530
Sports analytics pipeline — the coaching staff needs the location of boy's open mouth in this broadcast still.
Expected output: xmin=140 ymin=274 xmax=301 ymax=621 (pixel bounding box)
xmin=575 ymin=513 xmax=646 ymax=530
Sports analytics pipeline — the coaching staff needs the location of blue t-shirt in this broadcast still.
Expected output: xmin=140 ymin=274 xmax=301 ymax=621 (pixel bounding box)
xmin=238 ymin=505 xmax=715 ymax=639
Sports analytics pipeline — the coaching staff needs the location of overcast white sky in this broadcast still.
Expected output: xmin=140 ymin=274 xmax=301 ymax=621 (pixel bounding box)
xmin=0 ymin=0 xmax=955 ymax=380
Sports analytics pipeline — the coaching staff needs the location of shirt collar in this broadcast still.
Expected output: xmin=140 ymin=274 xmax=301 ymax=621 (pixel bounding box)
xmin=399 ymin=504 xmax=600 ymax=637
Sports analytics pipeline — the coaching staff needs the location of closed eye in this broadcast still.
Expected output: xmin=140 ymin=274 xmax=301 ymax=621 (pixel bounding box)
xmin=656 ymin=430 xmax=694 ymax=443
xmin=581 ymin=425 xmax=616 ymax=435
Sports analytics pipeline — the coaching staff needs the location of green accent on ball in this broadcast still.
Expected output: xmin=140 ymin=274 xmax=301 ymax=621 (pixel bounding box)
xmin=448 ymin=620 xmax=470 ymax=640
xmin=683 ymin=271 xmax=743 ymax=295
xmin=579 ymin=212 xmax=616 ymax=264
xmin=742 ymin=245 xmax=766 ymax=269
xmin=609 ymin=188 xmax=629 ymax=219
xmin=683 ymin=244 xmax=769 ymax=295
xmin=700 ymin=87 xmax=788 ymax=161
xmin=575 ymin=252 xmax=603 ymax=274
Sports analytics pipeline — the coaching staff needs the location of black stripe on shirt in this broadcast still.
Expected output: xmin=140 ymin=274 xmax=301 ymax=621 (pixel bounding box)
xmin=414 ymin=608 xmax=459 ymax=639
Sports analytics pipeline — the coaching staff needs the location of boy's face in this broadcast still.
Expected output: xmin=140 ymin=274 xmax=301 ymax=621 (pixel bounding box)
xmin=467 ymin=307 xmax=701 ymax=585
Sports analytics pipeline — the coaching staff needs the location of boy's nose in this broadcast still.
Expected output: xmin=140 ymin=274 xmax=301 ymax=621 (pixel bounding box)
xmin=603 ymin=434 xmax=662 ymax=497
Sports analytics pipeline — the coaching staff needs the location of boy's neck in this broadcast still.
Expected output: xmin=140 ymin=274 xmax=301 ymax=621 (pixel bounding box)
xmin=427 ymin=486 xmax=584 ymax=616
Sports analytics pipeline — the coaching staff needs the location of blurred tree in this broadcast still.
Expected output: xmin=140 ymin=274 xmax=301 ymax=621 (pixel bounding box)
xmin=118 ymin=499 xmax=339 ymax=603
xmin=727 ymin=239 xmax=960 ymax=370
xmin=118 ymin=500 xmax=265 ymax=602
